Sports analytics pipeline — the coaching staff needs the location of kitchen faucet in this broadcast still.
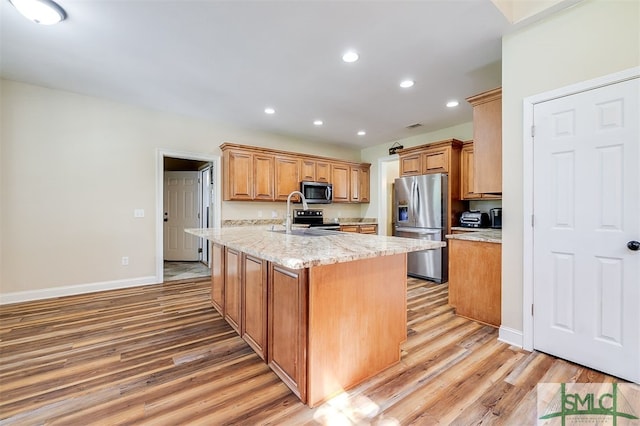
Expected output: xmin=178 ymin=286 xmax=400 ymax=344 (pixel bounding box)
xmin=286 ymin=191 xmax=309 ymax=233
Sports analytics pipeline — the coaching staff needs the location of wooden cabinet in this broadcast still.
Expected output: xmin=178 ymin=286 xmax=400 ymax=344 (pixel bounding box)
xmin=274 ymin=155 xmax=299 ymax=201
xmin=300 ymin=159 xmax=330 ymax=183
xmin=253 ymin=154 xmax=274 ymax=200
xmin=221 ymin=143 xmax=370 ymax=203
xmin=359 ymin=167 xmax=370 ymax=203
xmin=210 ymin=242 xmax=225 ymax=315
xmin=224 ymin=149 xmax=253 ymax=200
xmin=331 ymin=163 xmax=350 ymax=202
xmin=467 ymin=87 xmax=502 ymax=194
xmin=243 ymin=254 xmax=268 ymax=360
xmin=340 ymin=224 xmax=378 ymax=234
xmin=224 ymin=247 xmax=242 ymax=333
xmin=448 ymin=239 xmax=501 ymax=327
xmin=268 ymin=263 xmax=307 ymax=402
xmin=460 ymin=141 xmax=501 ymax=200
xmin=398 ymin=139 xmax=465 ymax=232
xmin=399 ymin=153 xmax=421 ymax=176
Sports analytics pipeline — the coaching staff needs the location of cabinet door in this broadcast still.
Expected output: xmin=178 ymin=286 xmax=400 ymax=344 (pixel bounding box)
xmin=460 ymin=145 xmax=482 ymax=200
xmin=224 ymin=248 xmax=242 ymax=333
xmin=211 ymin=242 xmax=225 ymax=315
xmin=469 ymin=88 xmax=502 ymax=194
xmin=268 ymin=264 xmax=307 ymax=402
xmin=300 ymin=159 xmax=316 ymax=182
xmin=243 ymin=254 xmax=268 ymax=360
xmin=349 ymin=166 xmax=360 ymax=202
xmin=399 ymin=154 xmax=421 ymax=176
xmin=315 ymin=162 xmax=330 ymax=183
xmin=331 ymin=164 xmax=350 ymax=202
xmin=225 ymin=150 xmax=253 ymax=200
xmin=359 ymin=166 xmax=370 ymax=203
xmin=422 ymin=148 xmax=449 ymax=173
xmin=274 ymin=156 xmax=300 ymax=201
xmin=253 ymin=154 xmax=274 ymax=200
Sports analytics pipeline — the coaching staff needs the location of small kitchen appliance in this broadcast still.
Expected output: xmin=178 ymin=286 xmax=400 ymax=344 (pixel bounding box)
xmin=300 ymin=181 xmax=332 ymax=204
xmin=459 ymin=211 xmax=490 ymax=228
xmin=489 ymin=208 xmax=502 ymax=229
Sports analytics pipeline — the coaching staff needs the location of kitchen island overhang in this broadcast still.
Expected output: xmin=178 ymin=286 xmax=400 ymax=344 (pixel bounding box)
xmin=186 ymin=227 xmax=445 ymax=407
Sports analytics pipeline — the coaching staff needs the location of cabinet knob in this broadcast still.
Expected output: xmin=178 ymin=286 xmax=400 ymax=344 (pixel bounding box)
xmin=628 ymin=240 xmax=640 ymax=251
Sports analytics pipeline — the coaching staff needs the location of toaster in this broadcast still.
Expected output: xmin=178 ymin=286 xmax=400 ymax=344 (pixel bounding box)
xmin=459 ymin=211 xmax=490 ymax=228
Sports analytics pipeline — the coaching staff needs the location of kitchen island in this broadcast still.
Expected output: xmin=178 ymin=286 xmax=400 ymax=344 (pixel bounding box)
xmin=186 ymin=226 xmax=445 ymax=407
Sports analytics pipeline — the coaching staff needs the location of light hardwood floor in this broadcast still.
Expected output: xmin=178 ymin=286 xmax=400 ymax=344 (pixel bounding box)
xmin=0 ymin=277 xmax=631 ymax=425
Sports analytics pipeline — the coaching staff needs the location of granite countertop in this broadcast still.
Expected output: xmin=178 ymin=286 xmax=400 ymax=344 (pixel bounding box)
xmin=446 ymin=228 xmax=502 ymax=244
xmin=186 ymin=226 xmax=443 ymax=269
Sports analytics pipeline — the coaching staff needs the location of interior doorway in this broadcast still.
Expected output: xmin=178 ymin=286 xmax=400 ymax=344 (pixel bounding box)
xmin=377 ymin=156 xmax=400 ymax=236
xmin=157 ymin=149 xmax=221 ymax=283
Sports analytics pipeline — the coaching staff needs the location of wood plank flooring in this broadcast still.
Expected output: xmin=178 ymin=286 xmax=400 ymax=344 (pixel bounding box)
xmin=0 ymin=277 xmax=633 ymax=425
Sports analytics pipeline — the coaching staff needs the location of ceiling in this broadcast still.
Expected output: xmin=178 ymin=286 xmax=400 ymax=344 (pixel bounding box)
xmin=0 ymin=0 xmax=513 ymax=149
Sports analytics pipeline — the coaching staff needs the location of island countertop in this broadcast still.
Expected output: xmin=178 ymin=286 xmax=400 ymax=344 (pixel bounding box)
xmin=186 ymin=226 xmax=445 ymax=269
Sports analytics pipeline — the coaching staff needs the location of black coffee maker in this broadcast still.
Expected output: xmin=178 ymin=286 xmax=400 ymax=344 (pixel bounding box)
xmin=490 ymin=208 xmax=502 ymax=229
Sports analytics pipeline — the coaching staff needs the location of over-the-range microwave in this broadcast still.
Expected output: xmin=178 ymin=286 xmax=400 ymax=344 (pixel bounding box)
xmin=300 ymin=181 xmax=332 ymax=204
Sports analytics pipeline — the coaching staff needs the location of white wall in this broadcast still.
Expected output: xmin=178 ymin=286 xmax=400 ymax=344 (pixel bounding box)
xmin=501 ymin=0 xmax=640 ymax=333
xmin=0 ymin=80 xmax=361 ymax=298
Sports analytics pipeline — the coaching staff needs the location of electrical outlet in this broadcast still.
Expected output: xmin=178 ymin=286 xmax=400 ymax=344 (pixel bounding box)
xmin=257 ymin=210 xmax=263 ymax=218
xmin=271 ymin=211 xmax=278 ymax=218
xmin=134 ymin=209 xmax=144 ymax=218
xmin=121 ymin=256 xmax=129 ymax=266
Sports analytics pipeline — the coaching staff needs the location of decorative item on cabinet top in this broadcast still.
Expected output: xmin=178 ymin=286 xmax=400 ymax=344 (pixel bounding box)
xmin=220 ymin=143 xmax=371 ymax=204
xmin=388 ymin=141 xmax=404 ymax=155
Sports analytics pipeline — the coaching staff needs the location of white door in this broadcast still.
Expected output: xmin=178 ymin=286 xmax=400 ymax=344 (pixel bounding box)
xmin=164 ymin=171 xmax=199 ymax=261
xmin=532 ymin=77 xmax=639 ymax=383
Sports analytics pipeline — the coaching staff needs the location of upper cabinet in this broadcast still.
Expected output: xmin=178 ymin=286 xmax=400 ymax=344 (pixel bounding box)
xmin=466 ymin=87 xmax=502 ymax=194
xmin=221 ymin=143 xmax=370 ymax=203
xmin=460 ymin=141 xmax=501 ymax=200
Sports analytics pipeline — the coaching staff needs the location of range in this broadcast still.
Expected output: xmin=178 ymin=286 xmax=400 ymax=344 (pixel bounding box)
xmin=292 ymin=209 xmax=340 ymax=231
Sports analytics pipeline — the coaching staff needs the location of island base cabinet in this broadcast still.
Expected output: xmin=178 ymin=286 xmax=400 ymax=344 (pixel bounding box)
xmin=268 ymin=264 xmax=308 ymax=402
xmin=210 ymin=243 xmax=225 ymax=315
xmin=306 ymin=254 xmax=407 ymax=407
xmin=242 ymin=254 xmax=268 ymax=360
xmin=224 ymin=248 xmax=242 ymax=334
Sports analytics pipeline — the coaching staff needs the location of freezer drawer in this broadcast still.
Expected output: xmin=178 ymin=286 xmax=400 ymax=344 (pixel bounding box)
xmin=394 ymin=227 xmax=448 ymax=283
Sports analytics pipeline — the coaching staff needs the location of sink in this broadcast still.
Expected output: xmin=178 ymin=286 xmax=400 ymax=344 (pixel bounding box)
xmin=270 ymin=228 xmax=336 ymax=237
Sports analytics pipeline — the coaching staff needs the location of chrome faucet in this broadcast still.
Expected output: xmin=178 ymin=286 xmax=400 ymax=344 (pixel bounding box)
xmin=286 ymin=191 xmax=309 ymax=233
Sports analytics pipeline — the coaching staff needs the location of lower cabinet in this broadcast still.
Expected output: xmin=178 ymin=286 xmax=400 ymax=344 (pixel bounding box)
xmin=268 ymin=263 xmax=308 ymax=402
xmin=339 ymin=224 xmax=378 ymax=234
xmin=242 ymin=254 xmax=268 ymax=360
xmin=210 ymin=242 xmax=225 ymax=315
xmin=448 ymin=239 xmax=501 ymax=327
xmin=224 ymin=248 xmax=242 ymax=333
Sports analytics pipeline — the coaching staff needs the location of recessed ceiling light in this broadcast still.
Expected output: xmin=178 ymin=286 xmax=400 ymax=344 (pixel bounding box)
xmin=9 ymin=0 xmax=67 ymax=25
xmin=400 ymin=80 xmax=415 ymax=88
xmin=342 ymin=50 xmax=359 ymax=63
xmin=357 ymin=130 xmax=366 ymax=136
xmin=313 ymin=120 xmax=323 ymax=126
xmin=264 ymin=107 xmax=275 ymax=114
xmin=446 ymin=100 xmax=459 ymax=108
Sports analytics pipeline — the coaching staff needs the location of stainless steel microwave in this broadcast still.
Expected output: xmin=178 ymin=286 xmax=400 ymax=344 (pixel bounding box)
xmin=300 ymin=181 xmax=332 ymax=204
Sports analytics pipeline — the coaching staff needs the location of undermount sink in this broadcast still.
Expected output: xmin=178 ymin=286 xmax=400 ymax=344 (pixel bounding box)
xmin=270 ymin=228 xmax=335 ymax=237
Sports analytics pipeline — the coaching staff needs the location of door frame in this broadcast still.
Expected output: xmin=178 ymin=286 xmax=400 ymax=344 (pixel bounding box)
xmin=377 ymin=155 xmax=400 ymax=236
xmin=156 ymin=149 xmax=221 ymax=283
xmin=522 ymin=66 xmax=639 ymax=351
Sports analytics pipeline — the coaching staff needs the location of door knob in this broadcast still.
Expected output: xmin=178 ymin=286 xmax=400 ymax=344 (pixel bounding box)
xmin=628 ymin=240 xmax=640 ymax=251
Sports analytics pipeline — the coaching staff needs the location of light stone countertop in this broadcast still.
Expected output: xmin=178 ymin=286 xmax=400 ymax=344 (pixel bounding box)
xmin=186 ymin=226 xmax=444 ymax=269
xmin=446 ymin=228 xmax=502 ymax=244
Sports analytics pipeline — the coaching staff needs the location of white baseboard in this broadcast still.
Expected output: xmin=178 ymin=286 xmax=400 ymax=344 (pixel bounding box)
xmin=498 ymin=326 xmax=524 ymax=348
xmin=0 ymin=276 xmax=159 ymax=305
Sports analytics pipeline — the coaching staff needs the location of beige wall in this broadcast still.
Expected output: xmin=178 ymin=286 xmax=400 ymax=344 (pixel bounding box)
xmin=501 ymin=0 xmax=639 ymax=333
xmin=0 ymin=80 xmax=361 ymax=297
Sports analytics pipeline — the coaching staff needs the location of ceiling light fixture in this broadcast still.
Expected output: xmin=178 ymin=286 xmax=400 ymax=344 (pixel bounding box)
xmin=400 ymin=80 xmax=415 ymax=88
xmin=357 ymin=130 xmax=366 ymax=136
xmin=313 ymin=120 xmax=323 ymax=126
xmin=342 ymin=50 xmax=359 ymax=63
xmin=9 ymin=0 xmax=67 ymax=25
xmin=264 ymin=107 xmax=275 ymax=114
xmin=446 ymin=100 xmax=459 ymax=108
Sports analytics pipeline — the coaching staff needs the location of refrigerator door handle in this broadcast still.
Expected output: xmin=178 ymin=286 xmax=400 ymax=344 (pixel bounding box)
xmin=410 ymin=179 xmax=417 ymax=220
xmin=395 ymin=227 xmax=441 ymax=235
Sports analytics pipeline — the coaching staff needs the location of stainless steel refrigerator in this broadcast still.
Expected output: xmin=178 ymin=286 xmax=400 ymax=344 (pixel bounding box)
xmin=393 ymin=173 xmax=448 ymax=283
